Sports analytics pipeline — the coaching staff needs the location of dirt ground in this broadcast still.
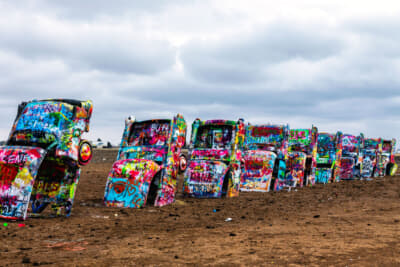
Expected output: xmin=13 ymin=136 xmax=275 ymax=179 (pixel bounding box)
xmin=1 ymin=151 xmax=400 ymax=266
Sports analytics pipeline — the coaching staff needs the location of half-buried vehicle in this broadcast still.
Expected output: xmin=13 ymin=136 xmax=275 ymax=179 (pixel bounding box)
xmin=103 ymin=115 xmax=187 ymax=208
xmin=0 ymin=99 xmax=93 ymax=220
xmin=183 ymin=119 xmax=245 ymax=198
xmin=240 ymin=124 xmax=289 ymax=192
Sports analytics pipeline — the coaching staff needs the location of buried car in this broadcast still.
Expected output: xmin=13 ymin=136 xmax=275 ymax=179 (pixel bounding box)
xmin=286 ymin=126 xmax=318 ymax=187
xmin=382 ymin=139 xmax=397 ymax=176
xmin=104 ymin=115 xmax=187 ymax=208
xmin=361 ymin=138 xmax=383 ymax=178
xmin=338 ymin=133 xmax=364 ymax=180
xmin=0 ymin=99 xmax=93 ymax=220
xmin=315 ymin=132 xmax=343 ymax=183
xmin=182 ymin=119 xmax=245 ymax=198
xmin=240 ymin=124 xmax=289 ymax=192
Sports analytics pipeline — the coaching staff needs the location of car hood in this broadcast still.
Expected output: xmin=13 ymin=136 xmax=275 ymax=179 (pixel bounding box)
xmin=240 ymin=150 xmax=276 ymax=192
xmin=183 ymin=159 xmax=229 ymax=198
xmin=104 ymin=158 xmax=161 ymax=208
xmin=0 ymin=146 xmax=47 ymax=220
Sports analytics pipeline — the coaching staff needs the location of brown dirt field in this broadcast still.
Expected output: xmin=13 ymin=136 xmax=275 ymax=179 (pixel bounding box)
xmin=1 ymin=151 xmax=400 ymax=266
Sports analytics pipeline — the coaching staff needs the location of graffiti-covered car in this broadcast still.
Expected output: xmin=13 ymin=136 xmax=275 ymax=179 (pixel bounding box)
xmin=104 ymin=115 xmax=187 ymax=208
xmin=286 ymin=126 xmax=318 ymax=187
xmin=240 ymin=124 xmax=289 ymax=192
xmin=0 ymin=99 xmax=93 ymax=220
xmin=361 ymin=138 xmax=382 ymax=178
xmin=315 ymin=132 xmax=343 ymax=183
xmin=382 ymin=139 xmax=397 ymax=176
xmin=338 ymin=134 xmax=364 ymax=180
xmin=183 ymin=119 xmax=244 ymax=198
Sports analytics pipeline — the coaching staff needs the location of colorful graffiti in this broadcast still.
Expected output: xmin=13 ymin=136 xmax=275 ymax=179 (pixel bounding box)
xmin=183 ymin=119 xmax=244 ymax=198
xmin=286 ymin=126 xmax=318 ymax=187
xmin=241 ymin=124 xmax=289 ymax=192
xmin=316 ymin=132 xmax=342 ymax=183
xmin=104 ymin=115 xmax=187 ymax=208
xmin=361 ymin=138 xmax=382 ymax=178
xmin=339 ymin=134 xmax=364 ymax=180
xmin=240 ymin=150 xmax=276 ymax=192
xmin=104 ymin=159 xmax=161 ymax=208
xmin=0 ymin=147 xmax=46 ymax=220
xmin=0 ymin=99 xmax=93 ymax=220
xmin=381 ymin=139 xmax=397 ymax=176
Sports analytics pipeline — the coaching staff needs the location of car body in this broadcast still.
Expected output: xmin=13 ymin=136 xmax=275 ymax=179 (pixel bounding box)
xmin=286 ymin=126 xmax=318 ymax=187
xmin=382 ymin=139 xmax=397 ymax=176
xmin=240 ymin=124 xmax=289 ymax=192
xmin=361 ymin=138 xmax=382 ymax=178
xmin=104 ymin=115 xmax=187 ymax=208
xmin=338 ymin=134 xmax=364 ymax=180
xmin=315 ymin=132 xmax=343 ymax=183
xmin=182 ymin=119 xmax=244 ymax=198
xmin=0 ymin=99 xmax=93 ymax=220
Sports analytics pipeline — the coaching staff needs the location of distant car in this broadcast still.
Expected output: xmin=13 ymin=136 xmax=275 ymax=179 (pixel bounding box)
xmin=287 ymin=126 xmax=318 ymax=187
xmin=104 ymin=115 xmax=187 ymax=208
xmin=92 ymin=139 xmax=113 ymax=148
xmin=381 ymin=139 xmax=397 ymax=176
xmin=361 ymin=138 xmax=382 ymax=178
xmin=338 ymin=133 xmax=364 ymax=180
xmin=0 ymin=99 xmax=93 ymax=220
xmin=315 ymin=132 xmax=343 ymax=183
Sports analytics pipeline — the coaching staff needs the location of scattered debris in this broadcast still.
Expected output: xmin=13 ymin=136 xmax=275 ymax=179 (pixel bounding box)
xmin=91 ymin=215 xmax=109 ymax=219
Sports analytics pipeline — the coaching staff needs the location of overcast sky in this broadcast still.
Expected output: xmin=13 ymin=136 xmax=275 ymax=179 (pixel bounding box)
xmin=0 ymin=0 xmax=399 ymax=145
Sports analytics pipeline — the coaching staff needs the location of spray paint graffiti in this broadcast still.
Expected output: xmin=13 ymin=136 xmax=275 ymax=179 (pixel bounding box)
xmin=286 ymin=126 xmax=318 ymax=187
xmin=361 ymin=138 xmax=382 ymax=178
xmin=381 ymin=139 xmax=397 ymax=176
xmin=316 ymin=132 xmax=342 ymax=183
xmin=339 ymin=134 xmax=364 ymax=180
xmin=104 ymin=115 xmax=187 ymax=208
xmin=183 ymin=119 xmax=244 ymax=198
xmin=0 ymin=99 xmax=93 ymax=220
xmin=241 ymin=124 xmax=289 ymax=192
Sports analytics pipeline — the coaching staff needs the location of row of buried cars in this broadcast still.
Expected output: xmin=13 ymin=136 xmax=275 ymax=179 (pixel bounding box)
xmin=0 ymin=99 xmax=398 ymax=220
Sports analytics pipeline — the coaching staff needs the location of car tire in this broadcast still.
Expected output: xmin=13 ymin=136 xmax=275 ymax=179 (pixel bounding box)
xmin=178 ymin=154 xmax=187 ymax=174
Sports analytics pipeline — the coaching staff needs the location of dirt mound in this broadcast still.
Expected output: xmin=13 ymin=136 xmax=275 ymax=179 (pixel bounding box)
xmin=1 ymin=152 xmax=400 ymax=266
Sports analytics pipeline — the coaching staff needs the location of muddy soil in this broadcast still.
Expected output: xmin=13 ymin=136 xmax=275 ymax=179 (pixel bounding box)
xmin=1 ymin=156 xmax=400 ymax=266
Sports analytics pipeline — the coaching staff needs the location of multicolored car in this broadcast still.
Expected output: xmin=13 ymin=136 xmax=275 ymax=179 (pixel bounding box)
xmin=315 ymin=132 xmax=343 ymax=183
xmin=0 ymin=99 xmax=93 ymax=220
xmin=286 ymin=126 xmax=318 ymax=187
xmin=338 ymin=133 xmax=364 ymax=180
xmin=104 ymin=115 xmax=187 ymax=208
xmin=382 ymin=139 xmax=397 ymax=176
xmin=361 ymin=138 xmax=382 ymax=178
xmin=240 ymin=124 xmax=289 ymax=192
xmin=183 ymin=119 xmax=244 ymax=198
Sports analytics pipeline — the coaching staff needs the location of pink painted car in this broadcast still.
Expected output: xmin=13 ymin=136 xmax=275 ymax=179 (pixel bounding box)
xmin=104 ymin=115 xmax=187 ymax=208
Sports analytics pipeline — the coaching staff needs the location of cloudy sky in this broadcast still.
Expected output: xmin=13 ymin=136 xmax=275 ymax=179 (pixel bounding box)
xmin=0 ymin=0 xmax=399 ymax=145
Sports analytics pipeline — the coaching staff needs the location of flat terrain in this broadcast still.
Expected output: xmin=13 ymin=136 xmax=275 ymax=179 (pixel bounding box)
xmin=1 ymin=150 xmax=400 ymax=266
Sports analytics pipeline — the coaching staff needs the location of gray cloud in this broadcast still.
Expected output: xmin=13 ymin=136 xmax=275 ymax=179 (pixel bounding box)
xmin=0 ymin=1 xmax=399 ymax=145
xmin=181 ymin=22 xmax=345 ymax=84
